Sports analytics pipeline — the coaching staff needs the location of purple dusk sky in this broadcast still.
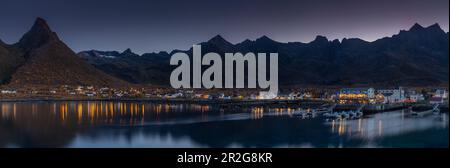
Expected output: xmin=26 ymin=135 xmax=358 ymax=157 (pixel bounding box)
xmin=1 ymin=0 xmax=448 ymax=54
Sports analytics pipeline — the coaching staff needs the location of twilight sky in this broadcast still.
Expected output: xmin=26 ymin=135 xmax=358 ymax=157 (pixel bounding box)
xmin=0 ymin=0 xmax=448 ymax=54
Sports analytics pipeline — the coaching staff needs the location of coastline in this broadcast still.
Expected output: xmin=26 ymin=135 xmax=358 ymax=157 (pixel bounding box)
xmin=0 ymin=97 xmax=329 ymax=104
xmin=2 ymin=97 xmax=448 ymax=112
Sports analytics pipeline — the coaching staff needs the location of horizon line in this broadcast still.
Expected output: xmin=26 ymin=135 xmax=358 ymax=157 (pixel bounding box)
xmin=1 ymin=18 xmax=449 ymax=55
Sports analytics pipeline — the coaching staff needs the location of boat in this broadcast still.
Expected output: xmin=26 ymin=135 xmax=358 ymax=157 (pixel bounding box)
xmin=323 ymin=110 xmax=363 ymax=120
xmin=294 ymin=110 xmax=314 ymax=119
xmin=314 ymin=108 xmax=330 ymax=114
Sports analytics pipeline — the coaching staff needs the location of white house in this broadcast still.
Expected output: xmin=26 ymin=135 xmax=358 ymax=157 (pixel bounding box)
xmin=409 ymin=93 xmax=425 ymax=102
xmin=434 ymin=89 xmax=448 ymax=99
xmin=378 ymin=87 xmax=405 ymax=104
xmin=258 ymin=92 xmax=277 ymax=100
xmin=1 ymin=90 xmax=17 ymax=94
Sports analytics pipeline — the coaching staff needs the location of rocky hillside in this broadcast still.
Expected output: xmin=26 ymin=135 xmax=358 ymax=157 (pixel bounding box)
xmin=0 ymin=18 xmax=128 ymax=87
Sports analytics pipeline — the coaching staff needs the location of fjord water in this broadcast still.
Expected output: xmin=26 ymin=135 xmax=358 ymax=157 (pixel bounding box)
xmin=0 ymin=101 xmax=448 ymax=148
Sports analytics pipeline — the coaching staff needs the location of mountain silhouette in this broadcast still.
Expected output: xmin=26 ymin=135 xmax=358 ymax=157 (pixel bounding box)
xmin=79 ymin=23 xmax=449 ymax=87
xmin=0 ymin=18 xmax=128 ymax=87
xmin=2 ymin=19 xmax=447 ymax=87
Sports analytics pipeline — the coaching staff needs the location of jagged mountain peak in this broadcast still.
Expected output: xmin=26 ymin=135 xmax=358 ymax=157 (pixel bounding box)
xmin=122 ymin=48 xmax=133 ymax=54
xmin=77 ymin=22 xmax=448 ymax=87
xmin=257 ymin=35 xmax=270 ymax=40
xmin=395 ymin=22 xmax=447 ymax=40
xmin=405 ymin=23 xmax=445 ymax=34
xmin=207 ymin=35 xmax=232 ymax=45
xmin=5 ymin=18 xmax=128 ymax=87
xmin=428 ymin=23 xmax=442 ymax=29
xmin=311 ymin=35 xmax=329 ymax=44
xmin=408 ymin=23 xmax=445 ymax=33
xmin=256 ymin=35 xmax=276 ymax=43
xmin=204 ymin=35 xmax=236 ymax=52
xmin=120 ymin=48 xmax=139 ymax=57
xmin=123 ymin=48 xmax=132 ymax=53
xmin=241 ymin=39 xmax=252 ymax=43
xmin=34 ymin=17 xmax=52 ymax=31
xmin=409 ymin=23 xmax=425 ymax=31
xmin=426 ymin=23 xmax=446 ymax=34
xmin=208 ymin=35 xmax=225 ymax=42
xmin=16 ymin=17 xmax=60 ymax=52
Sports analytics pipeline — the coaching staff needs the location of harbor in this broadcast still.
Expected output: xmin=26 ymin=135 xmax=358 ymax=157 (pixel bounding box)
xmin=0 ymin=100 xmax=447 ymax=148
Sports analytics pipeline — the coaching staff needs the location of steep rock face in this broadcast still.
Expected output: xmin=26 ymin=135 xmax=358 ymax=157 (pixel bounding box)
xmin=9 ymin=41 xmax=126 ymax=86
xmin=15 ymin=18 xmax=60 ymax=53
xmin=6 ymin=18 xmax=128 ymax=87
xmin=0 ymin=40 xmax=25 ymax=84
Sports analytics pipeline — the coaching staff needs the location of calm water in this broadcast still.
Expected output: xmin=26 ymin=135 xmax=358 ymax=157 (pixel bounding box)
xmin=0 ymin=101 xmax=448 ymax=148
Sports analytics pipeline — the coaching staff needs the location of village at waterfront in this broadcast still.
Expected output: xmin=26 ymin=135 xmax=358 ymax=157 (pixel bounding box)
xmin=1 ymin=85 xmax=448 ymax=119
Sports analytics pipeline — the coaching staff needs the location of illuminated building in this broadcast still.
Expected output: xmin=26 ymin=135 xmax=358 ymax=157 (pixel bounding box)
xmin=338 ymin=88 xmax=375 ymax=104
xmin=377 ymin=87 xmax=405 ymax=104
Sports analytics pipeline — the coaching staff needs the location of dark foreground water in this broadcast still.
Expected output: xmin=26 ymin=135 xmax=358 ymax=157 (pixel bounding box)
xmin=0 ymin=101 xmax=448 ymax=148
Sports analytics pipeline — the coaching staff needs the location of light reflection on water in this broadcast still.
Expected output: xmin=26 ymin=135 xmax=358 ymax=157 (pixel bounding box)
xmin=0 ymin=101 xmax=448 ymax=148
xmin=327 ymin=110 xmax=448 ymax=140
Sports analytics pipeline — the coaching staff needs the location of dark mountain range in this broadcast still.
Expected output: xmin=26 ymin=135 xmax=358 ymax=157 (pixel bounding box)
xmin=0 ymin=18 xmax=128 ymax=87
xmin=79 ymin=23 xmax=449 ymax=87
xmin=79 ymin=49 xmax=170 ymax=85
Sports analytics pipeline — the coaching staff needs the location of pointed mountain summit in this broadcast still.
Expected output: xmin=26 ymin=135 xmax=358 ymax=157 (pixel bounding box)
xmin=234 ymin=35 xmax=280 ymax=52
xmin=16 ymin=17 xmax=60 ymax=52
xmin=8 ymin=18 xmax=128 ymax=87
xmin=235 ymin=39 xmax=253 ymax=49
xmin=407 ymin=23 xmax=445 ymax=34
xmin=428 ymin=23 xmax=442 ymax=30
xmin=207 ymin=35 xmax=233 ymax=46
xmin=123 ymin=48 xmax=133 ymax=54
xmin=241 ymin=39 xmax=252 ymax=44
xmin=254 ymin=35 xmax=279 ymax=46
xmin=121 ymin=48 xmax=139 ymax=57
xmin=201 ymin=35 xmax=236 ymax=52
xmin=394 ymin=22 xmax=448 ymax=44
xmin=426 ymin=23 xmax=446 ymax=35
xmin=409 ymin=23 xmax=425 ymax=31
xmin=256 ymin=35 xmax=274 ymax=42
xmin=400 ymin=23 xmax=446 ymax=35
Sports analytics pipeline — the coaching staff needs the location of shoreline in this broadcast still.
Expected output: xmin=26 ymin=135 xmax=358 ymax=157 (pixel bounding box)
xmin=1 ymin=97 xmax=447 ymax=111
xmin=0 ymin=97 xmax=329 ymax=104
